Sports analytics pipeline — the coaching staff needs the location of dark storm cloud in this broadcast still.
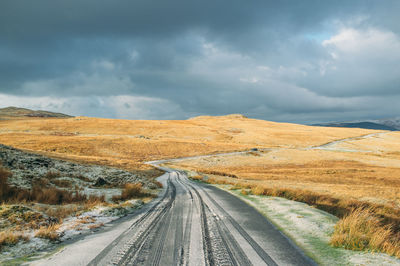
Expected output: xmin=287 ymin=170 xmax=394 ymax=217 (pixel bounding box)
xmin=0 ymin=0 xmax=399 ymax=123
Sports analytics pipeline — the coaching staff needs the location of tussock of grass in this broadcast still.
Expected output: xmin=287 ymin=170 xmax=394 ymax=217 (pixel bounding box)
xmin=0 ymin=231 xmax=29 ymax=249
xmin=35 ymin=224 xmax=60 ymax=241
xmin=190 ymin=175 xmax=204 ymax=181
xmin=33 ymin=204 xmax=81 ymax=221
xmin=196 ymin=169 xmax=237 ymax=178
xmin=51 ymin=179 xmax=73 ymax=188
xmin=199 ymin=174 xmax=400 ymax=258
xmin=240 ymin=189 xmax=249 ymax=195
xmin=331 ymin=208 xmax=400 ymax=257
xmin=0 ymin=165 xmax=13 ymax=201
xmin=73 ymin=174 xmax=91 ymax=182
xmin=1 ymin=205 xmax=46 ymax=230
xmin=45 ymin=171 xmax=61 ymax=179
xmin=112 ymin=183 xmax=151 ymax=202
xmin=154 ymin=181 xmax=163 ymax=188
xmin=0 ymin=165 xmax=105 ymax=205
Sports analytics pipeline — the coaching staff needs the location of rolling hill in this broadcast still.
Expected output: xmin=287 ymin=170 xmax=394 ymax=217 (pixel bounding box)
xmin=0 ymin=106 xmax=72 ymax=119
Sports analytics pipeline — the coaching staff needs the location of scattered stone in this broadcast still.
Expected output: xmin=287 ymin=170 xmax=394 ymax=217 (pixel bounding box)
xmin=0 ymin=144 xmax=154 ymax=190
xmin=93 ymin=177 xmax=110 ymax=187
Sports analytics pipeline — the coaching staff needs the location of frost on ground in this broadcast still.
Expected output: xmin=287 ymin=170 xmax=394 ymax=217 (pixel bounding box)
xmin=0 ymin=144 xmax=159 ymax=264
xmin=0 ymin=200 xmax=144 ymax=264
xmin=219 ymin=186 xmax=400 ymax=266
xmin=0 ymin=144 xmax=157 ymax=191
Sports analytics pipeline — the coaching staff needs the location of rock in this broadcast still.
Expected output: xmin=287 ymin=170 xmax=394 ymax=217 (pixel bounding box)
xmin=0 ymin=144 xmax=154 ymax=190
xmin=93 ymin=177 xmax=110 ymax=187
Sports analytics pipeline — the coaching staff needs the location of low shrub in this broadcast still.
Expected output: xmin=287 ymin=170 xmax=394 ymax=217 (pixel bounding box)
xmin=0 ymin=164 xmax=104 ymax=205
xmin=112 ymin=183 xmax=149 ymax=202
xmin=0 ymin=231 xmax=29 ymax=249
xmin=32 ymin=178 xmax=50 ymax=187
xmin=0 ymin=166 xmax=13 ymax=202
xmin=196 ymin=169 xmax=238 ymax=178
xmin=35 ymin=224 xmax=60 ymax=241
xmin=34 ymin=204 xmax=81 ymax=221
xmin=51 ymin=179 xmax=73 ymax=188
xmin=190 ymin=175 xmax=204 ymax=181
xmin=73 ymin=174 xmax=91 ymax=182
xmin=154 ymin=181 xmax=163 ymax=188
xmin=45 ymin=171 xmax=61 ymax=179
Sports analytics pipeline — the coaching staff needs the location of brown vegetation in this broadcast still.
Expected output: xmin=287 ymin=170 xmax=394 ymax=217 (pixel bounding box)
xmin=0 ymin=166 xmax=12 ymax=202
xmin=35 ymin=224 xmax=61 ymax=241
xmin=0 ymin=115 xmax=374 ymax=177
xmin=0 ymin=231 xmax=29 ymax=249
xmin=331 ymin=208 xmax=400 ymax=257
xmin=45 ymin=171 xmax=61 ymax=179
xmin=33 ymin=204 xmax=82 ymax=221
xmin=112 ymin=183 xmax=151 ymax=202
xmin=1 ymin=114 xmax=400 ymax=257
xmin=195 ymin=169 xmax=238 ymax=178
xmin=51 ymin=179 xmax=73 ymax=188
xmin=0 ymin=165 xmax=103 ymax=205
xmin=188 ymin=173 xmax=400 ymax=257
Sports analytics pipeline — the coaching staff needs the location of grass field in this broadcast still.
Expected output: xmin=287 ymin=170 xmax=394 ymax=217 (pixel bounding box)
xmin=0 ymin=114 xmax=374 ymax=170
xmin=166 ymin=131 xmax=400 ymax=257
xmin=1 ymin=114 xmax=399 ymax=257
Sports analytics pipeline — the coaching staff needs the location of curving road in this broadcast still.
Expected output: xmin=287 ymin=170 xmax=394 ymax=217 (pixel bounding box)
xmin=89 ymin=169 xmax=315 ymax=266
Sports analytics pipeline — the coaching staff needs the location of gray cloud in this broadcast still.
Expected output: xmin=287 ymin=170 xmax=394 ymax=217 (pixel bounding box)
xmin=0 ymin=0 xmax=399 ymax=123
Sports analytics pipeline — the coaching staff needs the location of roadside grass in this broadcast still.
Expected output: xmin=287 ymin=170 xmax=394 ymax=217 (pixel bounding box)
xmin=0 ymin=231 xmax=29 ymax=250
xmin=0 ymin=165 xmax=104 ymax=205
xmin=172 ymin=152 xmax=400 ymax=205
xmin=185 ymin=171 xmax=400 ymax=259
xmin=331 ymin=208 xmax=400 ymax=257
xmin=212 ymin=184 xmax=400 ymax=265
xmin=35 ymin=224 xmax=61 ymax=241
xmin=33 ymin=204 xmax=82 ymax=221
xmin=112 ymin=183 xmax=153 ymax=202
xmin=193 ymin=169 xmax=238 ymax=178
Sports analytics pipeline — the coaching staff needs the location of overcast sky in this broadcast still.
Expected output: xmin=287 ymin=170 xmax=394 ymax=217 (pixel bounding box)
xmin=0 ymin=1 xmax=399 ymax=123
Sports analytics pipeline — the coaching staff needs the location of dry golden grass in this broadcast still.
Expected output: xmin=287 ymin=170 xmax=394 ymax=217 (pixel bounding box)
xmin=189 ymin=172 xmax=400 ymax=257
xmin=331 ymin=208 xmax=400 ymax=257
xmin=172 ymin=150 xmax=400 ymax=206
xmin=1 ymin=114 xmax=399 ymax=256
xmin=0 ymin=167 xmax=105 ymax=205
xmin=0 ymin=115 xmax=376 ymax=177
xmin=112 ymin=183 xmax=151 ymax=202
xmin=164 ymin=127 xmax=400 ymax=257
xmin=0 ymin=231 xmax=29 ymax=249
xmin=190 ymin=175 xmax=204 ymax=181
xmin=35 ymin=224 xmax=61 ymax=241
xmin=35 ymin=205 xmax=78 ymax=220
xmin=88 ymin=223 xmax=104 ymax=229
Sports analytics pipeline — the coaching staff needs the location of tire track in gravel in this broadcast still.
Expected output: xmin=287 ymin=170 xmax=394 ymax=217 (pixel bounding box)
xmin=118 ymin=178 xmax=176 ymax=265
xmin=181 ymin=176 xmax=253 ymax=266
xmin=90 ymin=166 xmax=314 ymax=265
xmin=192 ymin=180 xmax=278 ymax=266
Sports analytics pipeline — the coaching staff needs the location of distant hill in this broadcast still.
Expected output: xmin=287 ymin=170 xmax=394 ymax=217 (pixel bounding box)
xmin=188 ymin=114 xmax=248 ymax=120
xmin=373 ymin=117 xmax=400 ymax=130
xmin=313 ymin=119 xmax=400 ymax=131
xmin=0 ymin=107 xmax=72 ymax=119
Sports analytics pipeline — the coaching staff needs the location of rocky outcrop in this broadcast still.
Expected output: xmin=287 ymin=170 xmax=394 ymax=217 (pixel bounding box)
xmin=0 ymin=144 xmax=153 ymax=189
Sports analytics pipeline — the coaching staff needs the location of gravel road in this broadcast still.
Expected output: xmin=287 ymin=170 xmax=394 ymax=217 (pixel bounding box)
xmin=88 ymin=168 xmax=315 ymax=266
